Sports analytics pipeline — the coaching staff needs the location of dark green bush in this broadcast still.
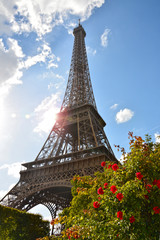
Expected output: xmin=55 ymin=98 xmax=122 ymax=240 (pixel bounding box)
xmin=0 ymin=204 xmax=50 ymax=240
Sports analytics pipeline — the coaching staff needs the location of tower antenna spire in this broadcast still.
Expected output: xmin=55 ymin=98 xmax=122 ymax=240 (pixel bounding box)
xmin=78 ymin=18 xmax=81 ymax=26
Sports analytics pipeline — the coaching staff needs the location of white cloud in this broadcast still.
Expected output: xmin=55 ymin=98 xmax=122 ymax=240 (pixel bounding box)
xmin=0 ymin=38 xmax=23 ymax=86
xmin=0 ymin=162 xmax=23 ymax=178
xmin=0 ymin=183 xmax=16 ymax=200
xmin=8 ymin=38 xmax=25 ymax=58
xmin=0 ymin=93 xmax=7 ymax=134
xmin=0 ymin=1 xmax=16 ymax=35
xmin=110 ymin=103 xmax=118 ymax=110
xmin=155 ymin=132 xmax=160 ymax=143
xmin=0 ymin=189 xmax=8 ymax=200
xmin=86 ymin=46 xmax=96 ymax=56
xmin=33 ymin=93 xmax=61 ymax=134
xmin=0 ymin=38 xmax=59 ymax=108
xmin=47 ymin=62 xmax=58 ymax=69
xmin=40 ymin=71 xmax=65 ymax=90
xmin=116 ymin=108 xmax=134 ymax=124
xmin=0 ymin=38 xmax=24 ymax=128
xmin=101 ymin=28 xmax=110 ymax=47
xmin=24 ymin=42 xmax=57 ymax=69
xmin=0 ymin=0 xmax=105 ymax=37
xmin=0 ymin=132 xmax=12 ymax=156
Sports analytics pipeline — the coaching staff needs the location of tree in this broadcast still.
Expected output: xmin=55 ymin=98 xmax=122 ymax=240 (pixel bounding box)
xmin=0 ymin=205 xmax=50 ymax=240
xmin=51 ymin=133 xmax=160 ymax=240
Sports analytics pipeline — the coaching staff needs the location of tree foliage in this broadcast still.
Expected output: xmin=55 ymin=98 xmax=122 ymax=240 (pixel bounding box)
xmin=0 ymin=204 xmax=50 ymax=240
xmin=42 ymin=133 xmax=160 ymax=240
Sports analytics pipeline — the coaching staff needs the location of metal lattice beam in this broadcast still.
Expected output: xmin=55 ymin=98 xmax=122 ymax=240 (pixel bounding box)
xmin=60 ymin=24 xmax=97 ymax=112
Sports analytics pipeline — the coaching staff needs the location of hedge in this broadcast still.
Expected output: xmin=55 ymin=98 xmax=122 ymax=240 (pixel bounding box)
xmin=0 ymin=204 xmax=50 ymax=240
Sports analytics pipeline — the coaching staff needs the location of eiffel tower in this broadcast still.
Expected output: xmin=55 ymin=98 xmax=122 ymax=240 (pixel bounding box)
xmin=0 ymin=23 xmax=117 ymax=219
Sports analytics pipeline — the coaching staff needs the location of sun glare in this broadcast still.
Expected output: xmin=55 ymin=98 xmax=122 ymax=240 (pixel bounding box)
xmin=34 ymin=107 xmax=59 ymax=134
xmin=0 ymin=101 xmax=5 ymax=133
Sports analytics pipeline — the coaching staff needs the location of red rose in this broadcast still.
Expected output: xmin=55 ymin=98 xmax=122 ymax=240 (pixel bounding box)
xmin=136 ymin=172 xmax=143 ymax=180
xmin=98 ymin=197 xmax=101 ymax=200
xmin=129 ymin=216 xmax=135 ymax=223
xmin=112 ymin=164 xmax=119 ymax=171
xmin=110 ymin=185 xmax=117 ymax=194
xmin=153 ymin=179 xmax=157 ymax=185
xmin=153 ymin=206 xmax=160 ymax=214
xmin=117 ymin=211 xmax=123 ymax=220
xmin=156 ymin=180 xmax=160 ymax=189
xmin=146 ymin=184 xmax=152 ymax=191
xmin=157 ymin=184 xmax=160 ymax=189
xmin=97 ymin=187 xmax=104 ymax=195
xmin=104 ymin=183 xmax=108 ymax=188
xmin=116 ymin=193 xmax=124 ymax=201
xmin=108 ymin=164 xmax=112 ymax=169
xmin=101 ymin=161 xmax=106 ymax=167
xmin=144 ymin=195 xmax=149 ymax=200
xmin=93 ymin=201 xmax=100 ymax=208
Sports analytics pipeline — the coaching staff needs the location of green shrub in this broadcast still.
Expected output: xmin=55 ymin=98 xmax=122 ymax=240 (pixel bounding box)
xmin=0 ymin=204 xmax=50 ymax=240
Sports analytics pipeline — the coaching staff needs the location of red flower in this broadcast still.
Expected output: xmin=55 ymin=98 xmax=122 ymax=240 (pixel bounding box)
xmin=153 ymin=206 xmax=160 ymax=214
xmin=110 ymin=185 xmax=117 ymax=194
xmin=98 ymin=197 xmax=101 ymax=200
xmin=136 ymin=172 xmax=143 ymax=180
xmin=153 ymin=179 xmax=157 ymax=185
xmin=50 ymin=219 xmax=54 ymax=225
xmin=97 ymin=187 xmax=104 ymax=195
xmin=112 ymin=164 xmax=119 ymax=171
xmin=153 ymin=179 xmax=160 ymax=188
xmin=156 ymin=180 xmax=160 ymax=189
xmin=146 ymin=184 xmax=152 ymax=192
xmin=116 ymin=193 xmax=124 ymax=201
xmin=144 ymin=195 xmax=149 ymax=200
xmin=104 ymin=182 xmax=108 ymax=188
xmin=101 ymin=161 xmax=106 ymax=167
xmin=129 ymin=216 xmax=135 ymax=223
xmin=93 ymin=201 xmax=100 ymax=208
xmin=108 ymin=164 xmax=112 ymax=169
xmin=117 ymin=211 xmax=123 ymax=220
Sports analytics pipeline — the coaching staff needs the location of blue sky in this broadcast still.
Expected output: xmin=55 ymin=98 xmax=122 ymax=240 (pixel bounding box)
xmin=0 ymin=0 xmax=160 ymax=220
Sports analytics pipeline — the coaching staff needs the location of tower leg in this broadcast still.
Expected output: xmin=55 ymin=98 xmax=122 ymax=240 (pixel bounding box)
xmin=43 ymin=203 xmax=62 ymax=236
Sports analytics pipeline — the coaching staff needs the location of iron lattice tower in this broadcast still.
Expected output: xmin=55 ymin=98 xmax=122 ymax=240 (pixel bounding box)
xmin=0 ymin=23 xmax=117 ymax=219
